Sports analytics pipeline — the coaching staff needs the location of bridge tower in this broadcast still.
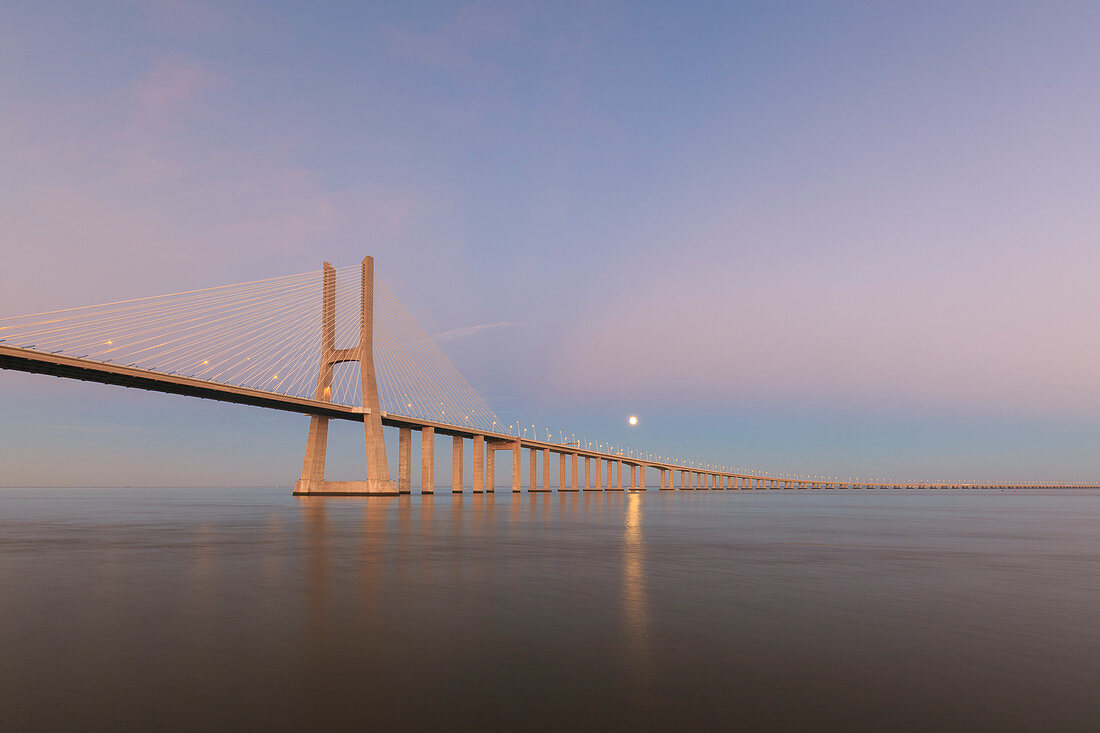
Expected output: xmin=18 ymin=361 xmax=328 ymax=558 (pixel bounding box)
xmin=294 ymin=256 xmax=398 ymax=496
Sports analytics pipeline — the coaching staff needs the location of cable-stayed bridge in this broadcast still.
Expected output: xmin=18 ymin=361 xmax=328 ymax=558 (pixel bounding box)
xmin=1 ymin=256 xmax=1092 ymax=493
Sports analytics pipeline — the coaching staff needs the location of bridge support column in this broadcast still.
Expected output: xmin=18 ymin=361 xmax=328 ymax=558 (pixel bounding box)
xmin=616 ymin=461 xmax=623 ymax=490
xmin=638 ymin=465 xmax=646 ymax=490
xmin=530 ymin=448 xmax=539 ymax=492
xmin=530 ymin=444 xmax=547 ymax=490
xmin=559 ymin=453 xmax=567 ymax=491
xmin=472 ymin=434 xmax=484 ymax=493
xmin=486 ymin=443 xmax=494 ymax=492
xmin=584 ymin=457 xmax=591 ymax=490
xmin=452 ymin=436 xmax=463 ymax=493
xmin=398 ymin=428 xmax=412 ymax=493
xmin=630 ymin=464 xmax=637 ymax=490
xmin=512 ymin=442 xmax=521 ymax=493
xmin=594 ymin=457 xmax=601 ymax=490
xmin=543 ymin=449 xmax=551 ymax=492
xmin=567 ymin=453 xmax=578 ymax=491
xmin=421 ymin=427 xmax=434 ymax=494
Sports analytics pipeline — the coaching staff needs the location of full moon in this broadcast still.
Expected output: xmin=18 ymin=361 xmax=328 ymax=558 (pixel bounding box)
xmin=628 ymin=415 xmax=638 ymax=426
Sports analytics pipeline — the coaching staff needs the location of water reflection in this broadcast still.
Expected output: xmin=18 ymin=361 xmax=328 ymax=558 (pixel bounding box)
xmin=623 ymin=492 xmax=653 ymax=679
xmin=7 ymin=488 xmax=1097 ymax=730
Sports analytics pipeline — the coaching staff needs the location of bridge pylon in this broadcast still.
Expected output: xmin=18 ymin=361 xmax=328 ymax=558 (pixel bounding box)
xmin=293 ymin=256 xmax=398 ymax=496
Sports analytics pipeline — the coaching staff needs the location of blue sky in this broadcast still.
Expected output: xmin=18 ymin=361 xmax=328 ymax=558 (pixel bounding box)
xmin=3 ymin=1 xmax=1100 ymax=485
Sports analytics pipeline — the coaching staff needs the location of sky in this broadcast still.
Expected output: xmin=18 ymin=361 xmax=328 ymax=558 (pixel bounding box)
xmin=2 ymin=0 xmax=1100 ymax=486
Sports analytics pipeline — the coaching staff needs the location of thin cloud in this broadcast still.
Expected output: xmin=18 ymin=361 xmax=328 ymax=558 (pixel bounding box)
xmin=433 ymin=321 xmax=513 ymax=342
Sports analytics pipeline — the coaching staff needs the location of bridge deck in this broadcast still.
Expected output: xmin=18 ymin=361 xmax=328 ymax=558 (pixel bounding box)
xmin=3 ymin=344 xmax=1093 ymax=490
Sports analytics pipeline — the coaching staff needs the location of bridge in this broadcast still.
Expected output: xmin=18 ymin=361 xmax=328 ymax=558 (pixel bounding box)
xmin=1 ymin=256 xmax=1093 ymax=494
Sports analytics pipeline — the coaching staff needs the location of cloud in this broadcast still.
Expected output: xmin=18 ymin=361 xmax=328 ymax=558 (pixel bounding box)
xmin=433 ymin=321 xmax=513 ymax=341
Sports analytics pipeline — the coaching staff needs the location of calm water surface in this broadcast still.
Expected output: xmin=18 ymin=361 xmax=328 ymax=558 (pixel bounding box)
xmin=1 ymin=487 xmax=1098 ymax=731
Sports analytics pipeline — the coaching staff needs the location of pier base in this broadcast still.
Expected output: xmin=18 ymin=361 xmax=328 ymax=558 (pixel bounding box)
xmin=294 ymin=479 xmax=399 ymax=496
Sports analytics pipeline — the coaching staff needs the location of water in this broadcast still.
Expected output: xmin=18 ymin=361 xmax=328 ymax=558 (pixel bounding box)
xmin=1 ymin=487 xmax=1098 ymax=731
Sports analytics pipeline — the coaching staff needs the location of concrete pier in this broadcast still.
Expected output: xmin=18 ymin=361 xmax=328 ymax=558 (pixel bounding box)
xmin=486 ymin=444 xmax=494 ymax=492
xmin=398 ymin=427 xmax=412 ymax=493
xmin=530 ymin=448 xmax=539 ymax=492
xmin=472 ymin=434 xmax=484 ymax=493
xmin=542 ymin=448 xmax=550 ymax=493
xmin=452 ymin=436 xmax=463 ymax=493
xmin=512 ymin=442 xmax=521 ymax=492
xmin=421 ymin=427 xmax=434 ymax=493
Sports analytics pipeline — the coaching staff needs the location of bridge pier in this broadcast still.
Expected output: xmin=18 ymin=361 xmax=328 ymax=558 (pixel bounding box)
xmin=472 ymin=434 xmax=484 ymax=493
xmin=398 ymin=428 xmax=412 ymax=493
xmin=452 ymin=436 xmax=463 ymax=493
xmin=594 ymin=457 xmax=602 ymax=490
xmin=508 ymin=440 xmax=521 ymax=490
xmin=530 ymin=448 xmax=545 ymax=492
xmin=543 ymin=449 xmax=551 ymax=493
xmin=559 ymin=453 xmax=567 ymax=491
xmin=421 ymin=427 xmax=434 ymax=493
xmin=486 ymin=441 xmax=494 ymax=492
xmin=512 ymin=442 xmax=521 ymax=492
